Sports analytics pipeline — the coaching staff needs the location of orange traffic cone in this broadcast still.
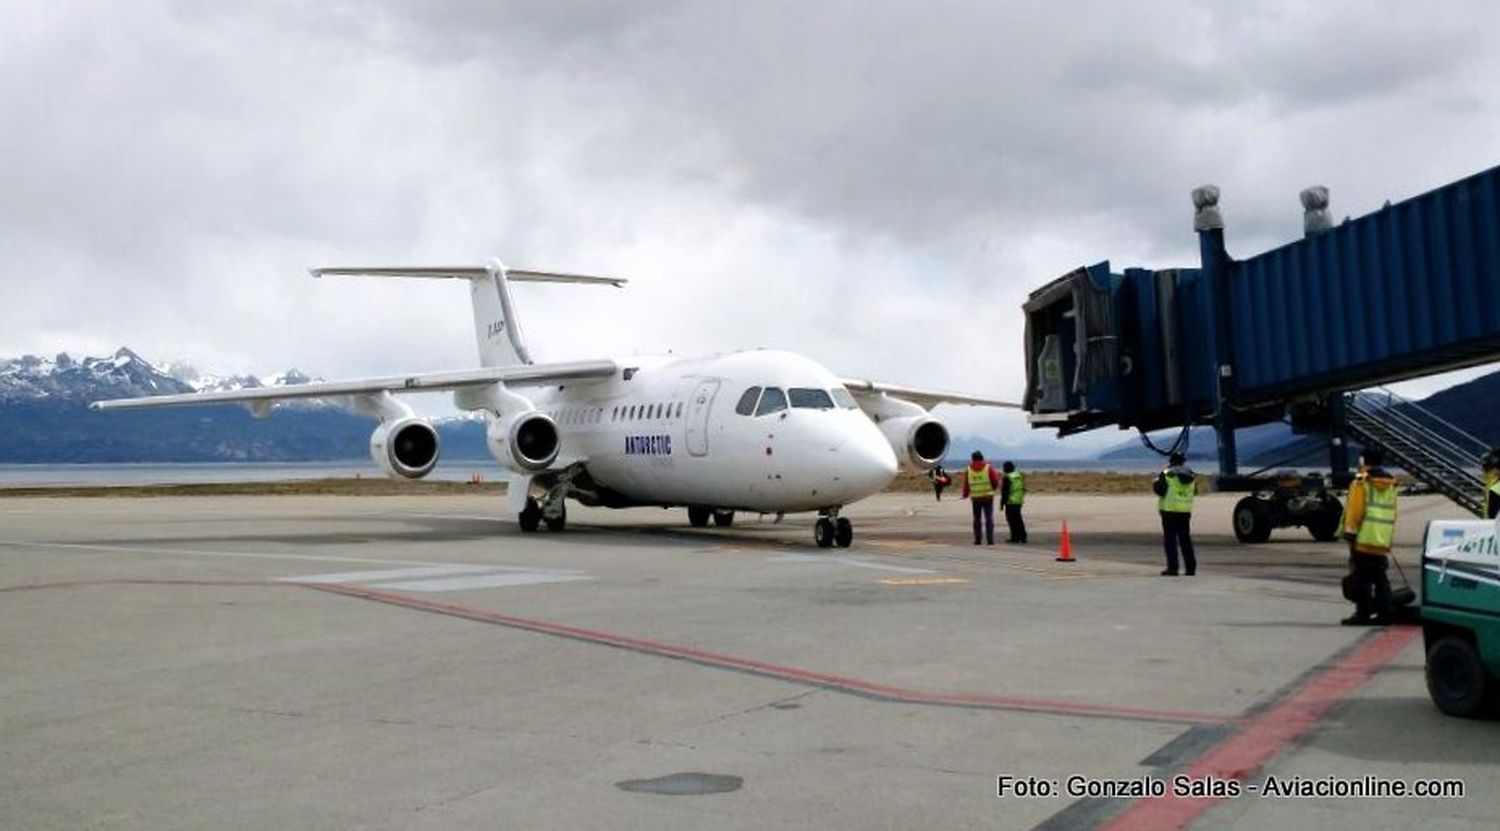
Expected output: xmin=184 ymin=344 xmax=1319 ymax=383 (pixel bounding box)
xmin=1056 ymin=520 xmax=1075 ymax=562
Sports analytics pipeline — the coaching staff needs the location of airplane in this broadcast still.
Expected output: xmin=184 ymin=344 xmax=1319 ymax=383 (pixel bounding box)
xmin=92 ymin=259 xmax=1018 ymax=547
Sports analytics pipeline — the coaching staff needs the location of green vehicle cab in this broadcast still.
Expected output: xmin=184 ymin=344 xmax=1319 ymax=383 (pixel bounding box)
xmin=1421 ymin=518 xmax=1500 ymax=718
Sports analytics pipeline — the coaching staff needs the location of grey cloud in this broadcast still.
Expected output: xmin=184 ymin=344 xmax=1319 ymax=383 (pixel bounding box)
xmin=3 ymin=0 xmax=1499 ymax=408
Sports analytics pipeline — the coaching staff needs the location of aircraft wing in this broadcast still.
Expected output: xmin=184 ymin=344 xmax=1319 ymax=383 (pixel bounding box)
xmin=839 ymin=378 xmax=1021 ymax=410
xmin=90 ymin=359 xmax=620 ymax=411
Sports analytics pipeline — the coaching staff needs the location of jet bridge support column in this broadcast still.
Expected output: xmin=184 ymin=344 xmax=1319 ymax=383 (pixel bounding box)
xmin=1328 ymin=393 xmax=1353 ymax=488
xmin=1194 ymin=185 xmax=1239 ymax=480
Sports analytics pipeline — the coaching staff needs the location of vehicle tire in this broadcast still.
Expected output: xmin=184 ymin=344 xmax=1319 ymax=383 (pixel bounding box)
xmin=1232 ymin=497 xmax=1273 ymax=543
xmin=519 ymin=498 xmax=542 ymax=533
xmin=712 ymin=510 xmax=735 ymax=527
xmin=834 ymin=517 xmax=853 ymax=548
xmin=688 ymin=506 xmax=711 ymax=528
xmin=544 ymin=504 xmax=567 ymax=532
xmin=1305 ymin=498 xmax=1343 ymax=542
xmin=814 ymin=518 xmax=835 ymax=549
xmin=1427 ymin=635 xmax=1492 ymax=718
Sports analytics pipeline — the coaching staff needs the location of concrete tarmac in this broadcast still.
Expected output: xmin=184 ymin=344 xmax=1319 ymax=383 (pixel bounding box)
xmin=1 ymin=491 xmax=1496 ymax=830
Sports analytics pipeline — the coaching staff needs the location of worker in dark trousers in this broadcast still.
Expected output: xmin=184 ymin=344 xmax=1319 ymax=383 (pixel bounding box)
xmin=929 ymin=465 xmax=950 ymax=501
xmin=1001 ymin=461 xmax=1027 ymax=543
xmin=1342 ymin=446 xmax=1398 ymax=625
xmin=962 ymin=451 xmax=999 ymax=545
xmin=1153 ymin=452 xmax=1196 ymax=576
xmin=1484 ymin=448 xmax=1500 ymax=519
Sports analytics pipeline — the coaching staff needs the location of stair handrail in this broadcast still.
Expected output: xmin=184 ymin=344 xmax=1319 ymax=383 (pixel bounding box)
xmin=1348 ymin=391 xmax=1487 ymax=469
xmin=1361 ymin=387 xmax=1491 ymax=458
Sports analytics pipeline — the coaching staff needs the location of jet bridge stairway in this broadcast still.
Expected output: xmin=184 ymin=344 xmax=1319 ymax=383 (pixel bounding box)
xmin=1346 ymin=389 xmax=1489 ymax=517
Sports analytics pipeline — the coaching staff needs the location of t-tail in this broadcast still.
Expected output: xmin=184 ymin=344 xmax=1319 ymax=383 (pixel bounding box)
xmin=310 ymin=258 xmax=625 ymax=367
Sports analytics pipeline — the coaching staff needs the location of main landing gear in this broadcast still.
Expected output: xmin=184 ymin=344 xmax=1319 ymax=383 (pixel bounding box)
xmin=814 ymin=508 xmax=853 ymax=549
xmin=687 ymin=506 xmax=737 ymax=528
xmin=518 ymin=467 xmax=580 ymax=533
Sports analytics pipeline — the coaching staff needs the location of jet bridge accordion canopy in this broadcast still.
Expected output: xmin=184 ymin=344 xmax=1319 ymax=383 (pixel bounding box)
xmin=1023 ymin=164 xmax=1500 ymax=435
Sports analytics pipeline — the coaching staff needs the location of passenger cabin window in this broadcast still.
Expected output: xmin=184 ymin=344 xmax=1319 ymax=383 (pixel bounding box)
xmin=676 ymin=402 xmax=684 ymax=418
xmin=755 ymin=387 xmax=787 ymax=416
xmin=788 ymin=388 xmax=835 ymax=409
xmin=735 ymin=386 xmax=762 ymax=416
xmin=831 ymin=388 xmax=858 ymax=409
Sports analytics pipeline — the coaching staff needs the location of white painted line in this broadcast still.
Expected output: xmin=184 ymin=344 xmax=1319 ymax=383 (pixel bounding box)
xmin=0 ymin=538 xmax=444 ymax=567
xmin=767 ymin=553 xmax=937 ymax=575
xmin=280 ymin=565 xmax=496 ymax=584
xmin=369 ymin=572 xmax=593 ymax=592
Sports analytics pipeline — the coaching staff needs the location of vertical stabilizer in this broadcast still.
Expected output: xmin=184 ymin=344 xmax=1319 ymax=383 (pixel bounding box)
xmin=473 ymin=259 xmax=532 ymax=367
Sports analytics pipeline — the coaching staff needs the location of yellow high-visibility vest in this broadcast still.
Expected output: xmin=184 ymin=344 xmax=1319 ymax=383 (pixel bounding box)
xmin=1354 ymin=479 xmax=1398 ymax=553
xmin=1158 ymin=471 xmax=1195 ymax=513
xmin=967 ymin=465 xmax=996 ymax=499
xmin=1005 ymin=471 xmax=1025 ymax=505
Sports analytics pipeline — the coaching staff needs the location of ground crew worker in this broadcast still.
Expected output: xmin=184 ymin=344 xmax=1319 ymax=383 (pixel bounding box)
xmin=1153 ymin=452 xmax=1197 ymax=576
xmin=961 ymin=450 xmax=1000 ymax=545
xmin=929 ymin=465 xmax=950 ymax=502
xmin=1001 ymin=461 xmax=1027 ymax=543
xmin=1484 ymin=448 xmax=1500 ymax=519
xmin=1341 ymin=446 xmax=1398 ymax=626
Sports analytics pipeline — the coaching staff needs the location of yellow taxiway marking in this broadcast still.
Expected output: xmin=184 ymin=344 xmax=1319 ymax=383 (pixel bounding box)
xmin=879 ymin=577 xmax=971 ymax=586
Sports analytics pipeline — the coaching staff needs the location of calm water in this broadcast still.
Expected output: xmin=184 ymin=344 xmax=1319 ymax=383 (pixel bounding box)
xmin=0 ymin=461 xmax=517 ymax=487
xmin=0 ymin=458 xmax=1162 ymax=487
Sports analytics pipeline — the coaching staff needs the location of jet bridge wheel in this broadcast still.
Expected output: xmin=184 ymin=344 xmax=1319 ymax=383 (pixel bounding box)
xmin=1305 ymin=497 xmax=1344 ymax=542
xmin=688 ymin=506 xmax=711 ymax=528
xmin=519 ymin=498 xmax=543 ymax=533
xmin=1232 ymin=497 xmax=1273 ymax=543
xmin=713 ymin=510 xmax=735 ymax=527
xmin=814 ymin=518 xmax=836 ymax=548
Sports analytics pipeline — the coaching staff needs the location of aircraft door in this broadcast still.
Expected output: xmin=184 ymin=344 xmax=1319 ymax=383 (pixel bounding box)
xmin=685 ymin=379 xmax=720 ymax=457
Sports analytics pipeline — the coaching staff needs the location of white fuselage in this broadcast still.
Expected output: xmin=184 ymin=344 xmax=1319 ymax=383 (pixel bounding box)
xmin=501 ymin=349 xmax=900 ymax=512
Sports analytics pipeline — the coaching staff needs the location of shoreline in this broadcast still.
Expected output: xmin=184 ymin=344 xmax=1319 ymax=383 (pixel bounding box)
xmin=0 ymin=471 xmax=1155 ymax=499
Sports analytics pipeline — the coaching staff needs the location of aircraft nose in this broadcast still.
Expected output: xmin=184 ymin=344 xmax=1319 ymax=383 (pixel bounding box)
xmin=838 ymin=427 xmax=898 ymax=497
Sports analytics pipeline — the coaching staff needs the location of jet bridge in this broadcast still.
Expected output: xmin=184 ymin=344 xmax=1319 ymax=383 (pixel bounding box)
xmin=1023 ymin=165 xmax=1500 ymax=537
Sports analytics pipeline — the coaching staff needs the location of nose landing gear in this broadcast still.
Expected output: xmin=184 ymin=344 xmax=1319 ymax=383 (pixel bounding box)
xmin=814 ymin=509 xmax=853 ymax=548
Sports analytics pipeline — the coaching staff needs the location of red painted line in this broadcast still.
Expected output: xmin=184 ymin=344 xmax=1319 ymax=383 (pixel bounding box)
xmin=1100 ymin=625 xmax=1421 ymax=831
xmin=2 ymin=576 xmax=1239 ymax=725
xmin=304 ymin=581 xmax=1237 ymax=725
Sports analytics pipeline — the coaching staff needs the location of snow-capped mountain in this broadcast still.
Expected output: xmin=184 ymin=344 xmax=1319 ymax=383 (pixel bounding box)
xmin=166 ymin=363 xmax=319 ymax=396
xmin=0 ymin=348 xmax=323 ymax=402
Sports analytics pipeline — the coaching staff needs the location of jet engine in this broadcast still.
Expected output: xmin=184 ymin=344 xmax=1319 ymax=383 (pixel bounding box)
xmin=878 ymin=415 xmax=950 ymax=469
xmin=487 ymin=410 xmax=560 ymax=471
xmin=370 ymin=418 xmax=440 ymax=479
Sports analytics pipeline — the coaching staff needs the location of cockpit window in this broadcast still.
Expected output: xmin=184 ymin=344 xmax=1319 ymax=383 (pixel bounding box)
xmin=788 ymin=388 xmax=835 ymax=409
xmin=831 ymin=387 xmax=858 ymax=409
xmin=735 ymin=386 xmax=762 ymax=416
xmin=755 ymin=386 xmax=787 ymax=416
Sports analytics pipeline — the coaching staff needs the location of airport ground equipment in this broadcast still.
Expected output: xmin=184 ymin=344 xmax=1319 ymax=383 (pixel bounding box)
xmin=1023 ymin=165 xmax=1500 ymax=538
xmin=1420 ymin=518 xmax=1500 ymax=717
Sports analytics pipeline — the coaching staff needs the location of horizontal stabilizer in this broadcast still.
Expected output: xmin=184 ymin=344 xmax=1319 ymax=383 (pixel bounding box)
xmin=310 ymin=265 xmax=626 ymax=287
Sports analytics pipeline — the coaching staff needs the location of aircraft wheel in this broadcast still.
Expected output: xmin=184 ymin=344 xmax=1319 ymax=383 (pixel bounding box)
xmin=544 ymin=504 xmax=567 ymax=532
xmin=1427 ymin=635 xmax=1492 ymax=718
xmin=834 ymin=517 xmax=853 ymax=548
xmin=688 ymin=506 xmax=711 ymax=528
xmin=712 ymin=510 xmax=735 ymax=527
xmin=814 ymin=518 xmax=836 ymax=548
xmin=519 ymin=498 xmax=542 ymax=533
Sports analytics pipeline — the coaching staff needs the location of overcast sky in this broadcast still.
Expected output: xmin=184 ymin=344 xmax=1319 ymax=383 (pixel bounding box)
xmin=4 ymin=1 xmax=1499 ymax=442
